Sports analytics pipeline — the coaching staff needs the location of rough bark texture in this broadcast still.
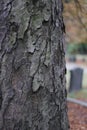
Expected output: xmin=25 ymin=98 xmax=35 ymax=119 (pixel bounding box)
xmin=0 ymin=0 xmax=69 ymax=130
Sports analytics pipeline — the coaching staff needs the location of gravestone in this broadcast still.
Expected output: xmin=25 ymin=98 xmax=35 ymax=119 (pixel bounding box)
xmin=69 ymin=55 xmax=76 ymax=62
xmin=69 ymin=68 xmax=83 ymax=92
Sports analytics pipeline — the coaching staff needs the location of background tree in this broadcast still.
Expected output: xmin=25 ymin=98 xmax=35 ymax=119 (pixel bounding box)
xmin=63 ymin=0 xmax=87 ymax=43
xmin=0 ymin=0 xmax=69 ymax=129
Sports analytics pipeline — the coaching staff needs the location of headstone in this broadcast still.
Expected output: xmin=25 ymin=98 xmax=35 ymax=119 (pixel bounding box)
xmin=69 ymin=55 xmax=76 ymax=62
xmin=69 ymin=68 xmax=83 ymax=92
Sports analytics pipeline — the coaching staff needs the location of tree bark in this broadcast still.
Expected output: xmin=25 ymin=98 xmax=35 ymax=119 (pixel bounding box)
xmin=0 ymin=0 xmax=69 ymax=130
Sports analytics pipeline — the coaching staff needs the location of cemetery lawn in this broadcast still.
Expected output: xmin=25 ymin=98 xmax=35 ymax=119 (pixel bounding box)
xmin=68 ymin=89 xmax=87 ymax=102
xmin=82 ymin=72 xmax=87 ymax=89
xmin=68 ymin=102 xmax=87 ymax=130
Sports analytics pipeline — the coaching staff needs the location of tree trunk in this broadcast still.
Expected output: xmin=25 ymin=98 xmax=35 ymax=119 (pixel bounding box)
xmin=0 ymin=0 xmax=69 ymax=130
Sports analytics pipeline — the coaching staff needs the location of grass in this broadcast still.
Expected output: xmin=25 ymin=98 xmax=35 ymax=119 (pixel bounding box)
xmin=82 ymin=72 xmax=87 ymax=88
xmin=68 ymin=89 xmax=87 ymax=100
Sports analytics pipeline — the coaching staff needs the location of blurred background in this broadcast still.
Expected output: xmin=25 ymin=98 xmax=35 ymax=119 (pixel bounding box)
xmin=63 ymin=0 xmax=87 ymax=101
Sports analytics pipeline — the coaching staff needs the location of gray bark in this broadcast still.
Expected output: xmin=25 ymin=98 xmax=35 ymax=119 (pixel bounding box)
xmin=0 ymin=0 xmax=69 ymax=130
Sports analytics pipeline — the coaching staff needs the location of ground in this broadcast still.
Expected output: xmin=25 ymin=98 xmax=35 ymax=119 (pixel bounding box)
xmin=68 ymin=102 xmax=87 ymax=130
